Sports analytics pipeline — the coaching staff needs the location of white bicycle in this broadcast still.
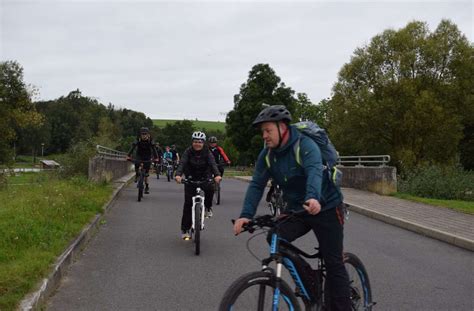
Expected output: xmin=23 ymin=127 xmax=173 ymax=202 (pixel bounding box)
xmin=181 ymin=179 xmax=213 ymax=255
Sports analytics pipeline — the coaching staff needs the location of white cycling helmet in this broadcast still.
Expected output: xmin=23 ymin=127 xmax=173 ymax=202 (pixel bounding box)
xmin=192 ymin=131 xmax=206 ymax=141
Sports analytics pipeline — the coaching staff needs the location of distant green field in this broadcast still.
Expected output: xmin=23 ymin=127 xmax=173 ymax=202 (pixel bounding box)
xmin=153 ymin=119 xmax=226 ymax=132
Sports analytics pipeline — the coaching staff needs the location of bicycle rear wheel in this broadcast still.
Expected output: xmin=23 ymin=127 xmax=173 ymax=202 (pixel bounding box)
xmin=344 ymin=252 xmax=373 ymax=310
xmin=194 ymin=204 xmax=201 ymax=255
xmin=219 ymin=271 xmax=301 ymax=311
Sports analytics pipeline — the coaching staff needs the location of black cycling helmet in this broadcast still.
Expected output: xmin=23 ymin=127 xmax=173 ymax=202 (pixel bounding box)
xmin=140 ymin=127 xmax=150 ymax=134
xmin=252 ymin=105 xmax=292 ymax=127
xmin=209 ymin=136 xmax=218 ymax=143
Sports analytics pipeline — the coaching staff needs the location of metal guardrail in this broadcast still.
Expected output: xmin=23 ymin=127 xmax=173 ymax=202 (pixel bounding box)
xmin=96 ymin=145 xmax=127 ymax=159
xmin=337 ymin=155 xmax=391 ymax=167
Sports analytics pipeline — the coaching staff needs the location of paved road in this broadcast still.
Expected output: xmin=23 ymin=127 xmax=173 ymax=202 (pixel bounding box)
xmin=47 ymin=178 xmax=473 ymax=311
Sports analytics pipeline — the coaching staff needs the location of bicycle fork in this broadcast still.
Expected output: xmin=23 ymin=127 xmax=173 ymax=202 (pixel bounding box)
xmin=191 ymin=191 xmax=205 ymax=231
xmin=269 ymin=233 xmax=284 ymax=311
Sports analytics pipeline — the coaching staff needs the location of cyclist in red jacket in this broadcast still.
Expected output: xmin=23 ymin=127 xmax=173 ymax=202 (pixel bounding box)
xmin=208 ymin=136 xmax=231 ymax=177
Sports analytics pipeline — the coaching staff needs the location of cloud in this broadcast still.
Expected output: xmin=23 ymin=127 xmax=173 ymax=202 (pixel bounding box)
xmin=2 ymin=0 xmax=472 ymax=121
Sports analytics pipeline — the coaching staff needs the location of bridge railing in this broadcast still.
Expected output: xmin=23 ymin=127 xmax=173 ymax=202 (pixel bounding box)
xmin=337 ymin=155 xmax=391 ymax=167
xmin=96 ymin=145 xmax=127 ymax=159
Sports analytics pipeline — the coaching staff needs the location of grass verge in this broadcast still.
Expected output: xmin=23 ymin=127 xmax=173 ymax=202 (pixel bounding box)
xmin=392 ymin=193 xmax=474 ymax=214
xmin=224 ymin=168 xmax=253 ymax=177
xmin=0 ymin=173 xmax=113 ymax=311
xmin=153 ymin=119 xmax=226 ymax=132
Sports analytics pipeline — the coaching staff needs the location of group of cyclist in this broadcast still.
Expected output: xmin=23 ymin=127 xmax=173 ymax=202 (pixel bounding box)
xmin=127 ymin=127 xmax=231 ymax=241
xmin=128 ymin=104 xmax=352 ymax=310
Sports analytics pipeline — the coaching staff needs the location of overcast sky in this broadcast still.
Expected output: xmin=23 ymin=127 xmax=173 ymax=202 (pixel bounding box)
xmin=1 ymin=0 xmax=472 ymax=121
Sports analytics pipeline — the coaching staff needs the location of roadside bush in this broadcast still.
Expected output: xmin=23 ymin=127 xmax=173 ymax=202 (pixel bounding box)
xmin=398 ymin=165 xmax=473 ymax=201
xmin=54 ymin=140 xmax=96 ymax=178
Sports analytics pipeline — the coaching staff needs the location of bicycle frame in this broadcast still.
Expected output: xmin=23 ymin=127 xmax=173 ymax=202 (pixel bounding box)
xmin=182 ymin=179 xmax=212 ymax=232
xmin=191 ymin=186 xmax=206 ymax=232
xmin=263 ymin=231 xmax=321 ymax=309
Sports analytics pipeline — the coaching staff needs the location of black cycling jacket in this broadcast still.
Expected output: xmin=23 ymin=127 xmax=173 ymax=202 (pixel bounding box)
xmin=128 ymin=138 xmax=159 ymax=160
xmin=175 ymin=147 xmax=220 ymax=180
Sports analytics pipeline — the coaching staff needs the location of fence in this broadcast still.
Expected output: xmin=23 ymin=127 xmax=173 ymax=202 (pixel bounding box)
xmin=337 ymin=155 xmax=391 ymax=167
xmin=96 ymin=145 xmax=127 ymax=159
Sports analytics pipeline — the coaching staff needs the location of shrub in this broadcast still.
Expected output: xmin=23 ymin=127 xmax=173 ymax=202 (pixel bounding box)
xmin=54 ymin=140 xmax=96 ymax=178
xmin=398 ymin=165 xmax=473 ymax=201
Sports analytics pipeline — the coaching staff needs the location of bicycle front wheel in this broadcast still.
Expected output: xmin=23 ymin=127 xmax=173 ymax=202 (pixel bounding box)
xmin=219 ymin=271 xmax=301 ymax=311
xmin=137 ymin=174 xmax=144 ymax=202
xmin=194 ymin=204 xmax=201 ymax=255
xmin=215 ymin=182 xmax=221 ymax=205
xmin=344 ymin=252 xmax=373 ymax=310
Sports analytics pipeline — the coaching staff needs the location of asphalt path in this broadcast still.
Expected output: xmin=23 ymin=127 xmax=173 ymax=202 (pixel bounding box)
xmin=47 ymin=177 xmax=473 ymax=311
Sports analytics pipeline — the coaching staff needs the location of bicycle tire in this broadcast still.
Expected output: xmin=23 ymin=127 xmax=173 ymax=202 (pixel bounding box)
xmin=219 ymin=271 xmax=301 ymax=311
xmin=138 ymin=188 xmax=143 ymax=202
xmin=215 ymin=183 xmax=221 ymax=205
xmin=137 ymin=173 xmax=144 ymax=202
xmin=344 ymin=252 xmax=373 ymax=311
xmin=194 ymin=203 xmax=201 ymax=255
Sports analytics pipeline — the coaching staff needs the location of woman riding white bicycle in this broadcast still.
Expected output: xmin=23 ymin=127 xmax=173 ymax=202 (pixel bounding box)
xmin=175 ymin=131 xmax=221 ymax=240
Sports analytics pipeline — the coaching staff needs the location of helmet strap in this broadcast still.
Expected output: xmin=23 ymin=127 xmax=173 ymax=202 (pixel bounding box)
xmin=275 ymin=122 xmax=289 ymax=149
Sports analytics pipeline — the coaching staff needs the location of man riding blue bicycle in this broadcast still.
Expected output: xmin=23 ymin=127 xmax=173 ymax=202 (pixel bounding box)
xmin=127 ymin=127 xmax=159 ymax=194
xmin=233 ymin=105 xmax=351 ymax=311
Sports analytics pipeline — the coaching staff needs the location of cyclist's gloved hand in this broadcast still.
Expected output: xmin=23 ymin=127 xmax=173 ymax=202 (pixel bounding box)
xmin=226 ymin=161 xmax=231 ymax=165
xmin=175 ymin=175 xmax=182 ymax=184
xmin=214 ymin=176 xmax=222 ymax=184
xmin=304 ymin=199 xmax=321 ymax=215
xmin=233 ymin=218 xmax=250 ymax=236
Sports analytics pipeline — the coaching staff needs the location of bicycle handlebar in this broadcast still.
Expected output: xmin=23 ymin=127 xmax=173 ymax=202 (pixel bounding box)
xmin=127 ymin=158 xmax=155 ymax=163
xmin=232 ymin=209 xmax=309 ymax=234
xmin=181 ymin=179 xmax=214 ymax=186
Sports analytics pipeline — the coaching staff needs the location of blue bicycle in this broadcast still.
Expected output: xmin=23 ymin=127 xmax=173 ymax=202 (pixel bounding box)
xmin=219 ymin=211 xmax=374 ymax=311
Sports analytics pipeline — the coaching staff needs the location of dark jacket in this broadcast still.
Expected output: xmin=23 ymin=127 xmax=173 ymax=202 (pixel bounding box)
xmin=175 ymin=147 xmax=221 ymax=180
xmin=209 ymin=146 xmax=230 ymax=165
xmin=128 ymin=138 xmax=158 ymax=160
xmin=240 ymin=125 xmax=342 ymax=219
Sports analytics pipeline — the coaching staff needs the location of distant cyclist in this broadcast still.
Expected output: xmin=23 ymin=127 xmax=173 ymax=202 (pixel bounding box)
xmin=175 ymin=132 xmax=221 ymax=240
xmin=208 ymin=136 xmax=231 ymax=177
xmin=127 ymin=127 xmax=159 ymax=194
xmin=171 ymin=144 xmax=180 ymax=164
xmin=163 ymin=146 xmax=173 ymax=161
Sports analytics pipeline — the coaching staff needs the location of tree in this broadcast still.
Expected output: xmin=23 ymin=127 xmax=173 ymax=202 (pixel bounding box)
xmin=226 ymin=64 xmax=298 ymax=165
xmin=327 ymin=20 xmax=473 ymax=170
xmin=161 ymin=120 xmax=195 ymax=151
xmin=0 ymin=61 xmax=43 ymax=163
xmin=293 ymin=94 xmax=331 ymax=129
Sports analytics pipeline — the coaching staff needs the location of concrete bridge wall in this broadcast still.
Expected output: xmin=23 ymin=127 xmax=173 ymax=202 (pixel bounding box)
xmin=338 ymin=166 xmax=397 ymax=195
xmin=88 ymin=156 xmax=131 ymax=182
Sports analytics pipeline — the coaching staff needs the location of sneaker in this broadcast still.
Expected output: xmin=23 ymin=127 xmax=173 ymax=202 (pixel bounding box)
xmin=205 ymin=208 xmax=213 ymax=218
xmin=144 ymin=185 xmax=150 ymax=194
xmin=181 ymin=230 xmax=191 ymax=240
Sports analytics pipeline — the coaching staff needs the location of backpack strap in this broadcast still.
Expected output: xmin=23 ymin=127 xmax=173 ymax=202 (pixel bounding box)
xmin=265 ymin=149 xmax=272 ymax=168
xmin=293 ymin=137 xmax=302 ymax=166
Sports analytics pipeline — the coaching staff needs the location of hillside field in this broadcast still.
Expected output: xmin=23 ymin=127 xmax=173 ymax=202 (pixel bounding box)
xmin=153 ymin=119 xmax=226 ymax=132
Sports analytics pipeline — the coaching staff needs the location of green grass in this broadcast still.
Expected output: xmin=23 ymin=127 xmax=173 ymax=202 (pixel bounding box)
xmin=153 ymin=119 xmax=226 ymax=132
xmin=0 ymin=174 xmax=112 ymax=310
xmin=224 ymin=168 xmax=253 ymax=177
xmin=392 ymin=193 xmax=474 ymax=214
xmin=5 ymin=172 xmax=39 ymax=185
